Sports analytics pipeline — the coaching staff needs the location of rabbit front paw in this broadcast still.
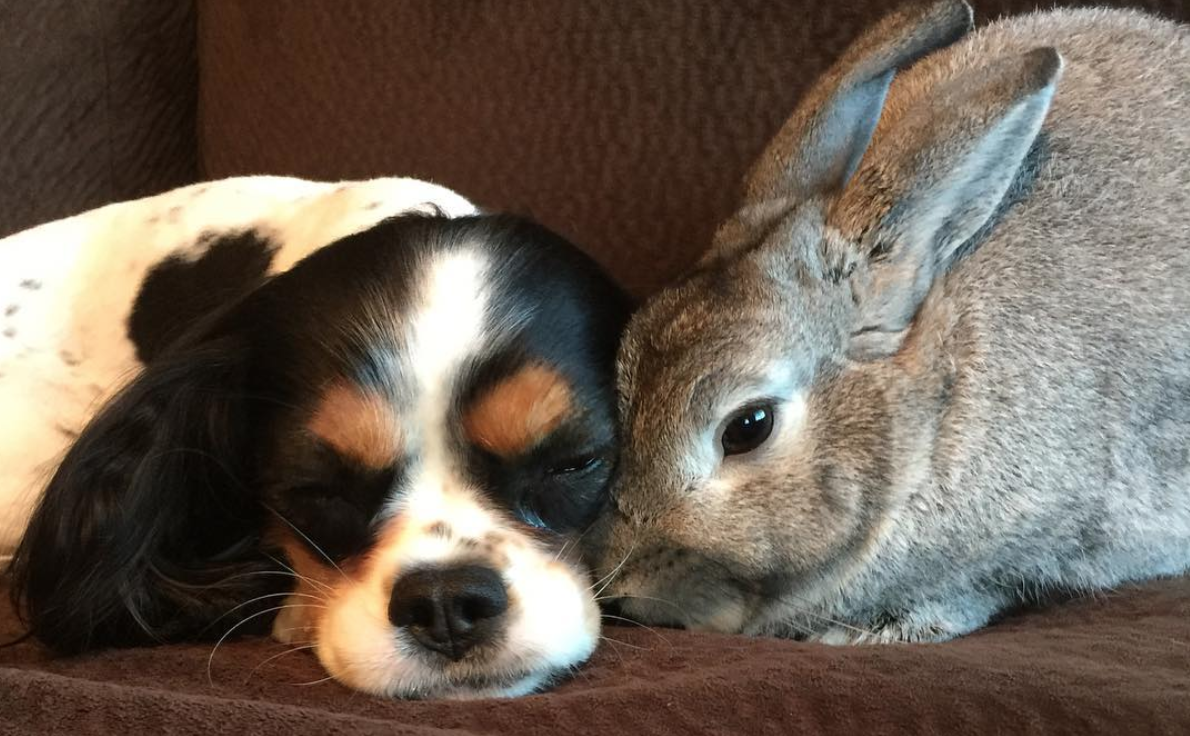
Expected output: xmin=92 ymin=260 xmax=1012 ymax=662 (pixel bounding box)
xmin=807 ymin=602 xmax=993 ymax=644
xmin=810 ymin=619 xmax=958 ymax=644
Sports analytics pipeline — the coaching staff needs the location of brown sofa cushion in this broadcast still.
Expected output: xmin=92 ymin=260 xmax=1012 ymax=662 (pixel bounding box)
xmin=0 ymin=0 xmax=198 ymax=239
xmin=3 ymin=575 xmax=1190 ymax=734
xmin=4 ymin=2 xmax=1190 ymax=733
xmin=197 ymin=0 xmax=1190 ymax=297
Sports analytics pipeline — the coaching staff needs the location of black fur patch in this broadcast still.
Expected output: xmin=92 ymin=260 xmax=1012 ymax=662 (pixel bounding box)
xmin=128 ymin=230 xmax=277 ymax=364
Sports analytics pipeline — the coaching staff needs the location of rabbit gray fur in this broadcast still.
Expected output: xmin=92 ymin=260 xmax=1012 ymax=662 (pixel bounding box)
xmin=590 ymin=0 xmax=1190 ymax=643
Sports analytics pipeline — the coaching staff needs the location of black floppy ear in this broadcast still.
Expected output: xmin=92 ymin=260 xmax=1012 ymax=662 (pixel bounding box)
xmin=7 ymin=333 xmax=284 ymax=653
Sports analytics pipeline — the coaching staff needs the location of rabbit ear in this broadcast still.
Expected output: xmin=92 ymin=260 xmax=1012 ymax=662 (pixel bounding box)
xmin=746 ymin=0 xmax=974 ymax=201
xmin=832 ymin=47 xmax=1063 ymax=361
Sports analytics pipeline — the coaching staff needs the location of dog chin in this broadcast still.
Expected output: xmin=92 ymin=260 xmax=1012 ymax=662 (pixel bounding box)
xmin=426 ymin=670 xmax=555 ymax=700
xmin=320 ymin=646 xmax=587 ymax=701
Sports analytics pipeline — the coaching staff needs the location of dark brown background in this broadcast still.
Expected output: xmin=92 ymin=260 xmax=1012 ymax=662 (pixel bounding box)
xmin=3 ymin=1 xmax=1190 ymax=733
xmin=3 ymin=0 xmax=1187 ymax=297
xmin=0 ymin=1 xmax=197 ymax=241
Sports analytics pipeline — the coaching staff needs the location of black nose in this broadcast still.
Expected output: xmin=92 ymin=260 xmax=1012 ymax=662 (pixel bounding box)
xmin=388 ymin=564 xmax=509 ymax=660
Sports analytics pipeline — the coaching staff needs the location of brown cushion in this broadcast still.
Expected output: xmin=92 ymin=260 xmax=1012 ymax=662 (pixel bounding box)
xmin=3 ymin=575 xmax=1190 ymax=734
xmin=0 ymin=0 xmax=198 ymax=238
xmin=197 ymin=0 xmax=1190 ymax=297
xmin=5 ymin=2 xmax=1190 ymax=732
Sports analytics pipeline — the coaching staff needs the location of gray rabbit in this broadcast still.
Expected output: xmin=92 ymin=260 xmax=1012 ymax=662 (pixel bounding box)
xmin=589 ymin=0 xmax=1190 ymax=642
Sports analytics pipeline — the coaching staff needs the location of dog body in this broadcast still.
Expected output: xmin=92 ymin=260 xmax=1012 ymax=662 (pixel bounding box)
xmin=3 ymin=176 xmax=630 ymax=698
xmin=1 ymin=176 xmax=475 ymax=554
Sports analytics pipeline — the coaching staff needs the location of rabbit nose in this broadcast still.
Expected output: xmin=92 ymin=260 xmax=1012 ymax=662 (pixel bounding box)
xmin=388 ymin=564 xmax=509 ymax=660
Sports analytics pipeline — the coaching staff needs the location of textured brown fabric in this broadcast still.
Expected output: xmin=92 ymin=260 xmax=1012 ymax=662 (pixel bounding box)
xmin=0 ymin=0 xmax=198 ymax=239
xmin=198 ymin=0 xmax=1190 ymax=297
xmin=5 ymin=1 xmax=1190 ymax=733
xmin=3 ymin=575 xmax=1190 ymax=734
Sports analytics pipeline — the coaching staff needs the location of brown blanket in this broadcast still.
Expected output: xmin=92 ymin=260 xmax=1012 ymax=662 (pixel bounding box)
xmin=3 ymin=575 xmax=1188 ymax=735
xmin=4 ymin=2 xmax=1190 ymax=734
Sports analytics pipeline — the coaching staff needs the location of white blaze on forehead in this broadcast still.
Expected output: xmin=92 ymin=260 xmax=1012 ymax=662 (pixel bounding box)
xmin=408 ymin=248 xmax=489 ymax=414
xmin=409 ymin=247 xmax=487 ymax=466
xmin=381 ymin=247 xmax=495 ymax=543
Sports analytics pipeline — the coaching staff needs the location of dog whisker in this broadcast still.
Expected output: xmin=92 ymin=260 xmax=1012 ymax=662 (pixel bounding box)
xmin=555 ymin=517 xmax=600 ymax=564
xmin=263 ymin=506 xmax=349 ymax=582
xmin=596 ymin=636 xmax=629 ymax=665
xmin=598 ymin=633 xmax=648 ymax=651
xmin=599 ymin=613 xmax=673 ymax=648
xmin=208 ymin=591 xmax=328 ymax=631
xmin=552 ymin=537 xmax=573 ymax=563
xmin=597 ymin=592 xmax=685 ymax=617
xmin=291 ymin=674 xmax=338 ymax=687
xmin=206 ymin=603 xmax=326 ymax=687
xmin=244 ymin=643 xmax=320 ymax=685
xmin=589 ymin=540 xmax=636 ymax=599
xmin=264 ymin=552 xmax=335 ymax=595
xmin=566 ymin=662 xmax=594 ymax=687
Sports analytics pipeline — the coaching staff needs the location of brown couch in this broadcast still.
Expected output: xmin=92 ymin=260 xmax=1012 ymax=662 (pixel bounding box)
xmin=3 ymin=1 xmax=1190 ymax=733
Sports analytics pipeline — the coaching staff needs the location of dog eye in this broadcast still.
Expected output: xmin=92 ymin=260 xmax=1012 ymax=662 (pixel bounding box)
xmin=548 ymin=455 xmax=601 ymax=475
xmin=721 ymin=403 xmax=775 ymax=456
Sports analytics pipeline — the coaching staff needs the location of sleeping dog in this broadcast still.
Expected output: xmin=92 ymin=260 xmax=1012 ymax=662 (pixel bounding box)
xmin=0 ymin=177 xmax=631 ymax=698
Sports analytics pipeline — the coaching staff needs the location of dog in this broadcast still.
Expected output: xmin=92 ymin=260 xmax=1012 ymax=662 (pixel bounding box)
xmin=1 ymin=176 xmax=631 ymax=698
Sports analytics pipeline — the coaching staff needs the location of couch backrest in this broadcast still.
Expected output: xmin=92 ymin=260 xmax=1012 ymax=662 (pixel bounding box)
xmin=4 ymin=0 xmax=1188 ymax=296
xmin=195 ymin=0 xmax=1190 ymax=297
xmin=0 ymin=0 xmax=198 ymax=239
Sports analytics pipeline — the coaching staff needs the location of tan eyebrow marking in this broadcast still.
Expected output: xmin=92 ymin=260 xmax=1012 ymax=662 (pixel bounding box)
xmin=463 ymin=364 xmax=574 ymax=458
xmin=307 ymin=382 xmax=401 ymax=470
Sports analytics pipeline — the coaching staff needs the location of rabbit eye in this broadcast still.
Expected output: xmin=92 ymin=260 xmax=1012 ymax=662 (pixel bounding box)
xmin=721 ymin=403 xmax=775 ymax=456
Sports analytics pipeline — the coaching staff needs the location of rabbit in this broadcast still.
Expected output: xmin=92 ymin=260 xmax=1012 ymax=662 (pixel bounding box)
xmin=587 ymin=0 xmax=1190 ymax=643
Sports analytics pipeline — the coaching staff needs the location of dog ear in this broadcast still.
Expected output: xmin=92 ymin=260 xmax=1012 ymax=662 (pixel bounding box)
xmin=7 ymin=330 xmax=286 ymax=652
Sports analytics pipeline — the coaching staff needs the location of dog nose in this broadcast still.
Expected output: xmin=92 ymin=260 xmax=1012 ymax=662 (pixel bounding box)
xmin=388 ymin=564 xmax=509 ymax=660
